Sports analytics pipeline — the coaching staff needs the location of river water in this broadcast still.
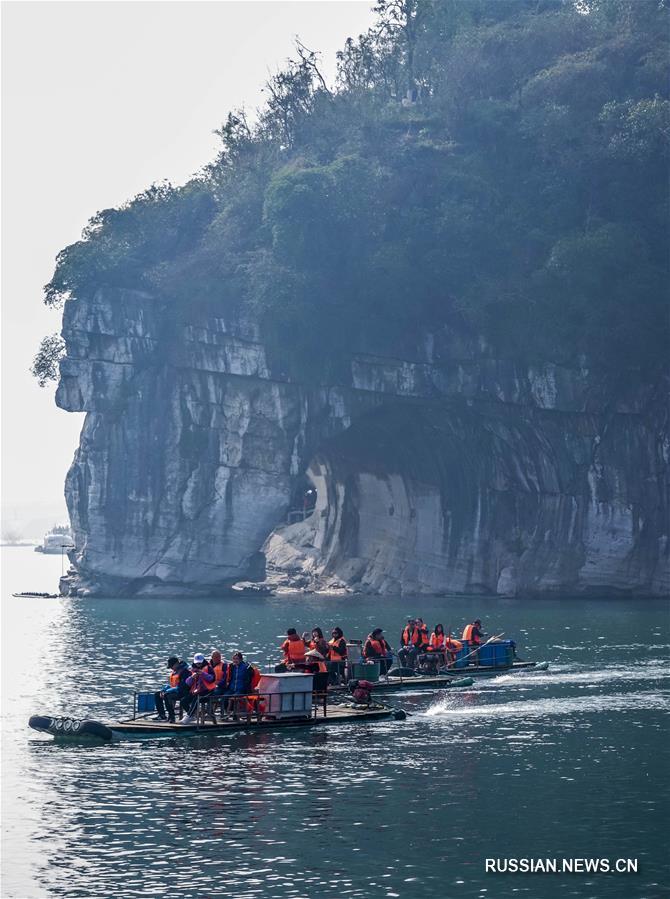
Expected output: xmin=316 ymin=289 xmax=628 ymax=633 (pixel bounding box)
xmin=1 ymin=546 xmax=668 ymax=898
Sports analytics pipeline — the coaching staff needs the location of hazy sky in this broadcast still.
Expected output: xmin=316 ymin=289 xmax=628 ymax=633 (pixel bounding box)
xmin=1 ymin=0 xmax=375 ymax=521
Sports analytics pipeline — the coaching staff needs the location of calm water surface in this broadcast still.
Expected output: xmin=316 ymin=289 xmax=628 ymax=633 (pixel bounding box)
xmin=2 ymin=547 xmax=668 ymax=898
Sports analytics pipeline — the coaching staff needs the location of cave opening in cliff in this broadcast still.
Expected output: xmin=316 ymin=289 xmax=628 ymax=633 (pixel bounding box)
xmin=288 ymin=476 xmax=317 ymax=523
xmin=264 ymin=401 xmax=489 ymax=593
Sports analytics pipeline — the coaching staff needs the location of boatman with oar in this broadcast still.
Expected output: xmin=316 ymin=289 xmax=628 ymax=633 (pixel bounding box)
xmin=461 ymin=619 xmax=486 ymax=664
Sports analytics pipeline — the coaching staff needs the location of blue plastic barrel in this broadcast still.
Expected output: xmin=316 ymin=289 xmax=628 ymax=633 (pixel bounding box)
xmin=137 ymin=692 xmax=156 ymax=713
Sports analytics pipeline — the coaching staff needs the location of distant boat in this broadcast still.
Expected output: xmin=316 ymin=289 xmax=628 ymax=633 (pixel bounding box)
xmin=34 ymin=531 xmax=74 ymax=554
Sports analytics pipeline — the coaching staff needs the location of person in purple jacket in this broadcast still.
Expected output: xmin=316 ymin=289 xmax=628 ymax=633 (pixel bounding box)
xmin=181 ymin=653 xmax=216 ymax=724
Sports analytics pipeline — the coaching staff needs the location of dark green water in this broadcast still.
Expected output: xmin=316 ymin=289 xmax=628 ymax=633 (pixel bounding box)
xmin=2 ymin=548 xmax=668 ymax=898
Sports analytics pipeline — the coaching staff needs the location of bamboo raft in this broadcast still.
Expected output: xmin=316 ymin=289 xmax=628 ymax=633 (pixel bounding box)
xmin=29 ymin=678 xmax=404 ymax=743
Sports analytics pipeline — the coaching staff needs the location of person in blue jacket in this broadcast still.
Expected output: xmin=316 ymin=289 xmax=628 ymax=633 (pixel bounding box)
xmin=222 ymin=651 xmax=253 ymax=718
xmin=153 ymin=656 xmax=190 ymax=723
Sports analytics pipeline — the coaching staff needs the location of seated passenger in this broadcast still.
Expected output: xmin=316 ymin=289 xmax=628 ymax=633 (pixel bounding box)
xmin=182 ymin=653 xmax=216 ymax=724
xmin=428 ymin=624 xmax=445 ymax=649
xmin=304 ymin=649 xmax=330 ymax=696
xmin=304 ymin=649 xmax=328 ymax=674
xmin=416 ymin=618 xmax=430 ymax=650
xmin=443 ymin=634 xmax=463 ymax=666
xmin=222 ymin=651 xmax=254 ymax=718
xmin=328 ymin=627 xmax=347 ymax=684
xmin=398 ymin=619 xmax=422 ymax=669
xmin=363 ymin=628 xmax=393 ymax=674
xmin=154 ymin=656 xmax=190 ymax=723
xmin=210 ymin=650 xmax=230 ymax=694
xmin=278 ymin=628 xmax=306 ymax=671
xmin=424 ymin=624 xmax=447 ymax=670
xmin=309 ymin=627 xmax=331 ymax=659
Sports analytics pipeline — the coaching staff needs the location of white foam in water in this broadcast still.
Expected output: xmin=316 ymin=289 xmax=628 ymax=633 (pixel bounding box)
xmin=489 ymin=662 xmax=670 ymax=688
xmin=425 ymin=690 xmax=670 ymax=719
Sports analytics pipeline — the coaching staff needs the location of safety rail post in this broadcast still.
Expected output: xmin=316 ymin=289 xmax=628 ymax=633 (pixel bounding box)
xmin=393 ymin=651 xmax=403 ymax=685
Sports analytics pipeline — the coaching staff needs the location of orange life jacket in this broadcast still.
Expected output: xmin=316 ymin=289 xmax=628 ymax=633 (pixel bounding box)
xmin=430 ymin=632 xmax=446 ymax=649
xmin=402 ymin=625 xmax=423 ymax=646
xmin=365 ymin=637 xmax=390 ymax=658
xmin=169 ymin=671 xmax=180 ymax=688
xmin=282 ymin=636 xmax=306 ymax=664
xmin=190 ymin=663 xmax=217 ymax=693
xmin=462 ymin=624 xmax=481 ymax=644
xmin=213 ymin=662 xmax=230 ymax=687
xmin=444 ymin=637 xmax=463 ymax=652
xmin=328 ymin=637 xmax=346 ymax=662
xmin=249 ymin=666 xmax=262 ymax=689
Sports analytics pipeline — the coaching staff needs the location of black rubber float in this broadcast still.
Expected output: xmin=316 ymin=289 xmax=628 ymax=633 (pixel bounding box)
xmin=29 ymin=715 xmax=113 ymax=742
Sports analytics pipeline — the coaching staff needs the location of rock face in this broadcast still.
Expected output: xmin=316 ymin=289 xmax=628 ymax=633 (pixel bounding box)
xmin=57 ymin=288 xmax=669 ymax=596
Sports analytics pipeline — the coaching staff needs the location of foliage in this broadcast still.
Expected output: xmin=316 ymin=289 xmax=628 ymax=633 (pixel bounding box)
xmin=43 ymin=182 xmax=216 ymax=307
xmin=31 ymin=334 xmax=65 ymax=386
xmin=39 ymin=0 xmax=669 ymax=379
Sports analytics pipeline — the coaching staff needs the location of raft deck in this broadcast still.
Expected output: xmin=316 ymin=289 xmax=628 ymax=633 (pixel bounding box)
xmin=111 ymin=704 xmax=395 ymax=737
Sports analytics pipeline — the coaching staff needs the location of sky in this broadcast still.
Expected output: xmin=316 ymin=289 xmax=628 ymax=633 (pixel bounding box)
xmin=1 ymin=0 xmax=376 ymax=532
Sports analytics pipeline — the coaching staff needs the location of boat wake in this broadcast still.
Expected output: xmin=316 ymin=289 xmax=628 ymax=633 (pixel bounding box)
xmin=425 ymin=690 xmax=670 ymax=720
xmin=490 ymin=662 xmax=670 ymax=688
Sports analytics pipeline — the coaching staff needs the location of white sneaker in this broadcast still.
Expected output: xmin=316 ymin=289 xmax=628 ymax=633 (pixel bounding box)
xmin=180 ymin=714 xmax=196 ymax=725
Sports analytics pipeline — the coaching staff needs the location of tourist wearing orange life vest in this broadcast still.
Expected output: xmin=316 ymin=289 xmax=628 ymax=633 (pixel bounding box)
xmin=153 ymin=656 xmax=190 ymax=722
xmin=462 ymin=619 xmax=486 ymax=645
xmin=182 ymin=653 xmax=216 ymax=723
xmin=461 ymin=619 xmax=486 ymax=664
xmin=443 ymin=633 xmax=464 ymax=665
xmin=209 ymin=650 xmax=231 ymax=695
xmin=302 ymin=649 xmax=330 ymax=704
xmin=328 ymin=627 xmax=347 ymax=683
xmin=278 ymin=628 xmax=307 ymax=671
xmin=428 ymin=624 xmax=447 ymax=651
xmin=363 ymin=628 xmax=393 ymax=673
xmin=398 ymin=618 xmax=426 ymax=669
xmin=304 ymin=649 xmax=329 ymax=674
xmin=425 ymin=624 xmax=448 ymax=667
xmin=308 ymin=627 xmax=331 ymax=659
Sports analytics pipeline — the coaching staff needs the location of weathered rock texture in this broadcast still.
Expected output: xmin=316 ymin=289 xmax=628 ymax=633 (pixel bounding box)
xmin=57 ymin=288 xmax=669 ymax=596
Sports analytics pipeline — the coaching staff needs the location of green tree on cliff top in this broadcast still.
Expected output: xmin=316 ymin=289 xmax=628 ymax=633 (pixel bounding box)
xmin=36 ymin=0 xmax=669 ymax=382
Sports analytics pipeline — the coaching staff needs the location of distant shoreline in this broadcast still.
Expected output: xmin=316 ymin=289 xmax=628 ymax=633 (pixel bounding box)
xmin=1 ymin=542 xmax=38 ymax=548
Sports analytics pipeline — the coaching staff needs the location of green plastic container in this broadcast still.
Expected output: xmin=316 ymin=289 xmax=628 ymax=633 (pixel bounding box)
xmin=350 ymin=662 xmax=380 ymax=682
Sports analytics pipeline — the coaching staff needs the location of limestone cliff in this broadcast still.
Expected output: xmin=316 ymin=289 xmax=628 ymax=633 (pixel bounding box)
xmin=57 ymin=288 xmax=669 ymax=597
